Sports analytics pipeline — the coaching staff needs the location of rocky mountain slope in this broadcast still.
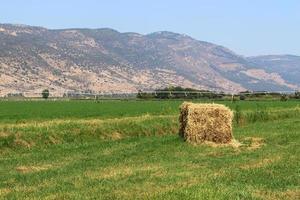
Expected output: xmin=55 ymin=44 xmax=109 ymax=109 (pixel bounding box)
xmin=0 ymin=24 xmax=299 ymax=96
xmin=247 ymin=55 xmax=300 ymax=87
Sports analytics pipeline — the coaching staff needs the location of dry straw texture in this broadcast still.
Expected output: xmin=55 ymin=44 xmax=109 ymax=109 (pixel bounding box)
xmin=179 ymin=102 xmax=233 ymax=144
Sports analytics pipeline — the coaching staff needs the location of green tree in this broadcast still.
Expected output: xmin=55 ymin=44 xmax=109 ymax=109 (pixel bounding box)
xmin=294 ymin=91 xmax=300 ymax=99
xmin=42 ymin=89 xmax=50 ymax=99
xmin=280 ymin=94 xmax=288 ymax=101
xmin=239 ymin=95 xmax=246 ymax=100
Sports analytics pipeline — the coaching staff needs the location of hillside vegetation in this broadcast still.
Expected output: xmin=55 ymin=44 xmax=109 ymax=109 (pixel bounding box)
xmin=1 ymin=24 xmax=299 ymax=97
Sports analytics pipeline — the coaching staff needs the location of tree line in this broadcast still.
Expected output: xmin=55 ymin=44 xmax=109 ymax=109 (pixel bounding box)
xmin=137 ymin=86 xmax=300 ymax=100
xmin=2 ymin=87 xmax=300 ymax=100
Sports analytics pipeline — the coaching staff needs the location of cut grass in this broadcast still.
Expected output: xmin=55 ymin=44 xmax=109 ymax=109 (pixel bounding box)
xmin=1 ymin=118 xmax=299 ymax=199
xmin=0 ymin=100 xmax=299 ymax=199
xmin=0 ymin=106 xmax=299 ymax=149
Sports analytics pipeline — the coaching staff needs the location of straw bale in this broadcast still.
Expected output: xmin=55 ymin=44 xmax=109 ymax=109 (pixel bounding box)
xmin=179 ymin=102 xmax=233 ymax=144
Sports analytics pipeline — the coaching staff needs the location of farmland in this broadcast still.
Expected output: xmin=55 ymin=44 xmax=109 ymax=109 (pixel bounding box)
xmin=0 ymin=100 xmax=300 ymax=199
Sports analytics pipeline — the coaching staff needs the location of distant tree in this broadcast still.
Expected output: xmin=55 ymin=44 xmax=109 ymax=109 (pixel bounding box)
xmin=239 ymin=91 xmax=252 ymax=97
xmin=6 ymin=93 xmax=24 ymax=98
xmin=280 ymin=94 xmax=288 ymax=101
xmin=295 ymin=91 xmax=300 ymax=99
xmin=42 ymin=89 xmax=50 ymax=99
xmin=136 ymin=90 xmax=155 ymax=99
xmin=239 ymin=95 xmax=246 ymax=101
xmin=136 ymin=90 xmax=143 ymax=99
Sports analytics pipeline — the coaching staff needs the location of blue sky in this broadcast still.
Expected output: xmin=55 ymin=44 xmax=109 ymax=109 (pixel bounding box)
xmin=1 ymin=0 xmax=299 ymax=56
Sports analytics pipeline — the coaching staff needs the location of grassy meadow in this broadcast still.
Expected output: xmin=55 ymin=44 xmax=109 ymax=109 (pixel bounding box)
xmin=0 ymin=100 xmax=299 ymax=199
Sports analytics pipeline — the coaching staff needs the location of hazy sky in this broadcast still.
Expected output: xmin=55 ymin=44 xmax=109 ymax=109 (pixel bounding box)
xmin=1 ymin=0 xmax=299 ymax=56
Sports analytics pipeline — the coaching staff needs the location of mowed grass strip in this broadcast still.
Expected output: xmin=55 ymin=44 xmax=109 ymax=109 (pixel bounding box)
xmin=0 ymin=115 xmax=177 ymax=149
xmin=0 ymin=117 xmax=299 ymax=199
xmin=1 ymin=105 xmax=299 ymax=149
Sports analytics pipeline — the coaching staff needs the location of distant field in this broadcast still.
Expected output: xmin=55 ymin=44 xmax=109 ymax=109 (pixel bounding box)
xmin=0 ymin=100 xmax=299 ymax=199
xmin=0 ymin=100 xmax=299 ymax=121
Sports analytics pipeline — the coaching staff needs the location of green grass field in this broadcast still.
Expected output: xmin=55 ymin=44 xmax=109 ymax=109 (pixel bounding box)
xmin=0 ymin=100 xmax=299 ymax=199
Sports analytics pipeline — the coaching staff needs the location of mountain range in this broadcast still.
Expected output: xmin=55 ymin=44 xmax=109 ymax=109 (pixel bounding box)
xmin=0 ymin=24 xmax=299 ymax=96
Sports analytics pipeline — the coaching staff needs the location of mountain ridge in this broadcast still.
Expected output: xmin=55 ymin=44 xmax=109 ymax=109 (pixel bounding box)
xmin=0 ymin=23 xmax=299 ymax=96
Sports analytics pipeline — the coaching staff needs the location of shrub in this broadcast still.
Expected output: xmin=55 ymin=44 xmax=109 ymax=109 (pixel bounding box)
xmin=239 ymin=95 xmax=246 ymax=101
xmin=280 ymin=94 xmax=288 ymax=101
xmin=42 ymin=89 xmax=50 ymax=99
xmin=294 ymin=91 xmax=300 ymax=99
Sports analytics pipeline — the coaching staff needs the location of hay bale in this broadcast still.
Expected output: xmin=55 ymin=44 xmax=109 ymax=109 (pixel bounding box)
xmin=179 ymin=102 xmax=233 ymax=144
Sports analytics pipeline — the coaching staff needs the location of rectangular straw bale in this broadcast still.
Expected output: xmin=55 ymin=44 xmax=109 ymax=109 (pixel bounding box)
xmin=179 ymin=102 xmax=233 ymax=144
